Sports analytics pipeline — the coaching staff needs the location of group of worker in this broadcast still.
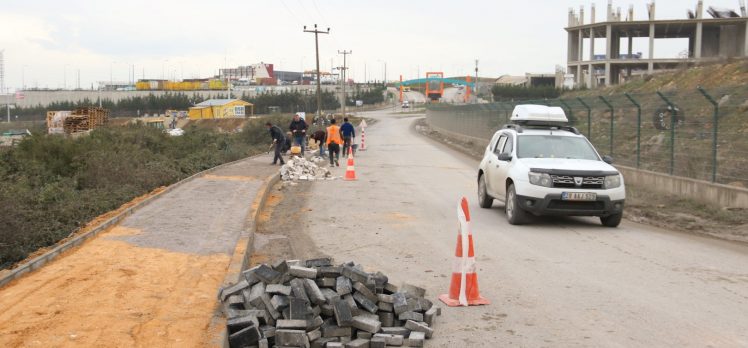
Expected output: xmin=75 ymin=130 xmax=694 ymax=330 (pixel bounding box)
xmin=266 ymin=113 xmax=356 ymax=167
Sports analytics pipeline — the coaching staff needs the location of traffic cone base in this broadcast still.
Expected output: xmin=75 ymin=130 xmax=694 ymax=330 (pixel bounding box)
xmin=438 ymin=273 xmax=490 ymax=306
xmin=344 ymin=152 xmax=357 ymax=181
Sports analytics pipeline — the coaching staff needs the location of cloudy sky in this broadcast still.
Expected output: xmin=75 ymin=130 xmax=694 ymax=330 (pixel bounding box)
xmin=0 ymin=0 xmax=743 ymax=90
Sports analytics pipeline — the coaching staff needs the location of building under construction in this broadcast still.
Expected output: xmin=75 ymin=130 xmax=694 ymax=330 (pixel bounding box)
xmin=566 ymin=0 xmax=748 ymax=87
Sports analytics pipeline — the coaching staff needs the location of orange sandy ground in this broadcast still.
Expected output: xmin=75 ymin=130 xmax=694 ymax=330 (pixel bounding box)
xmin=0 ymin=226 xmax=229 ymax=347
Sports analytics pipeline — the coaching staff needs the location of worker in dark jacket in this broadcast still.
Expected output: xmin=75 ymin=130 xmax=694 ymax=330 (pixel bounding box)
xmin=310 ymin=129 xmax=327 ymax=158
xmin=289 ymin=113 xmax=308 ymax=155
xmin=266 ymin=122 xmax=286 ymax=165
xmin=340 ymin=117 xmax=356 ymax=156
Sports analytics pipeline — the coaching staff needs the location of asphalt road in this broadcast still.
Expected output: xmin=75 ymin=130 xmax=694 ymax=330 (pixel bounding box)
xmin=302 ymin=109 xmax=748 ymax=347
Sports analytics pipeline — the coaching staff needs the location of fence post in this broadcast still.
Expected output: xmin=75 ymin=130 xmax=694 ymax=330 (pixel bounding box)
xmin=598 ymin=96 xmax=614 ymax=156
xmin=576 ymin=97 xmax=591 ymax=138
xmin=623 ymin=93 xmax=641 ymax=168
xmin=697 ymin=86 xmax=719 ymax=183
xmin=558 ymin=99 xmax=575 ymax=125
xmin=656 ymin=91 xmax=678 ymax=175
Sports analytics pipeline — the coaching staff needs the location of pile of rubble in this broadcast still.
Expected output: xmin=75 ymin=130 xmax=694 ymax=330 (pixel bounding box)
xmin=280 ymin=156 xmax=334 ymax=181
xmin=219 ymin=258 xmax=440 ymax=347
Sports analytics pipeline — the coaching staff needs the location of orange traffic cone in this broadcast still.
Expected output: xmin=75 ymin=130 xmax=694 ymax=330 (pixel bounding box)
xmin=438 ymin=197 xmax=490 ymax=307
xmin=344 ymin=152 xmax=357 ymax=181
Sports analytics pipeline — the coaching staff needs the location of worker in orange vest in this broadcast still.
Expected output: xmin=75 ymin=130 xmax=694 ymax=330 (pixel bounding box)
xmin=326 ymin=119 xmax=343 ymax=167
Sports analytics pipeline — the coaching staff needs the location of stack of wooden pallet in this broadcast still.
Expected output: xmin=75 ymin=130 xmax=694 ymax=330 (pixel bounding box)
xmin=62 ymin=107 xmax=109 ymax=134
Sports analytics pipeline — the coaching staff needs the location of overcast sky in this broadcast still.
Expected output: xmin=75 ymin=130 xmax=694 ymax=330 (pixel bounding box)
xmin=0 ymin=0 xmax=744 ymax=90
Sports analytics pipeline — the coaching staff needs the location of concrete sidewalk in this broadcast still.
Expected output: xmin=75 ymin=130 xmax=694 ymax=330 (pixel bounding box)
xmin=0 ymin=155 xmax=278 ymax=347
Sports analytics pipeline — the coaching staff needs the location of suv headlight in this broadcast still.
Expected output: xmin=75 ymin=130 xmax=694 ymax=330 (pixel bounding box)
xmin=604 ymin=174 xmax=622 ymax=189
xmin=528 ymin=172 xmax=552 ymax=187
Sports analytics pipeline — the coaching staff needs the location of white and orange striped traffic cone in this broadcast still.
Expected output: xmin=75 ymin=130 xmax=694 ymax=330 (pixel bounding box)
xmin=438 ymin=197 xmax=490 ymax=307
xmin=360 ymin=128 xmax=367 ymax=151
xmin=344 ymin=152 xmax=357 ymax=181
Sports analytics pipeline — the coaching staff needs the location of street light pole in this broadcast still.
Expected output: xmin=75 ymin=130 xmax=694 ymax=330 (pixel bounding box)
xmin=303 ymin=24 xmax=330 ymax=120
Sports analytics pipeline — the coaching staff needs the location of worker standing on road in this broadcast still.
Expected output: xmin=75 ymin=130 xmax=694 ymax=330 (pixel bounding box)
xmin=311 ymin=129 xmax=327 ymax=158
xmin=266 ymin=122 xmax=286 ymax=165
xmin=340 ymin=117 xmax=356 ymax=156
xmin=326 ymin=119 xmax=343 ymax=167
xmin=289 ymin=113 xmax=308 ymax=156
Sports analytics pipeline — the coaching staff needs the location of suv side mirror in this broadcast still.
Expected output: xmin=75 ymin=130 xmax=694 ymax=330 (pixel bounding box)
xmin=602 ymin=155 xmax=614 ymax=164
xmin=497 ymin=153 xmax=513 ymax=161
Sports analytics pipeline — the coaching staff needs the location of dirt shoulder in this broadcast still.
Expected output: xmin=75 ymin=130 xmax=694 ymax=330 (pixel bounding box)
xmin=414 ymin=117 xmax=748 ymax=244
xmin=250 ymin=180 xmax=326 ymax=266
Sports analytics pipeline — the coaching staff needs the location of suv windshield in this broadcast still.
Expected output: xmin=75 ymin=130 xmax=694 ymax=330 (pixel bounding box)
xmin=517 ymin=135 xmax=600 ymax=160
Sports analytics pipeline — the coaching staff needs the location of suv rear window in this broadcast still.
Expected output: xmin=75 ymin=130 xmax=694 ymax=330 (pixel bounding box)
xmin=517 ymin=135 xmax=599 ymax=160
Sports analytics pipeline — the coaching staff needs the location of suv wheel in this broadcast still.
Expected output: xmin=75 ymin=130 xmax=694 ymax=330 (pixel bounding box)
xmin=506 ymin=184 xmax=529 ymax=225
xmin=478 ymin=174 xmax=493 ymax=208
xmin=600 ymin=213 xmax=622 ymax=227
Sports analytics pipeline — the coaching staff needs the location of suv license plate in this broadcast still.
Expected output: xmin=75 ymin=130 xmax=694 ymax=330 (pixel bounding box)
xmin=562 ymin=192 xmax=597 ymax=201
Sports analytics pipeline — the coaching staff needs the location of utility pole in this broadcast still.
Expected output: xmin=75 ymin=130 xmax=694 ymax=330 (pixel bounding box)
xmin=474 ymin=59 xmax=479 ymax=103
xmin=303 ymin=24 xmax=330 ymax=119
xmin=338 ymin=50 xmax=351 ymax=118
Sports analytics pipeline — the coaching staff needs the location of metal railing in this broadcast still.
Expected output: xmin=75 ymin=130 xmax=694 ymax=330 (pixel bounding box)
xmin=426 ymin=86 xmax=748 ymax=186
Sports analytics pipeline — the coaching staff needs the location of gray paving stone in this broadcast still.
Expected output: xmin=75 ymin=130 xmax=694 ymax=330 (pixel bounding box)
xmin=228 ymin=324 xmax=261 ymax=347
xmin=346 ymin=338 xmax=371 ymax=348
xmin=276 ymin=329 xmax=309 ymax=347
xmin=373 ymin=333 xmax=404 ymax=346
xmin=304 ymin=278 xmax=327 ymax=305
xmin=380 ymin=327 xmax=410 ymax=336
xmin=333 ymin=298 xmax=354 ymax=327
xmin=336 ymin=276 xmax=353 ymax=296
xmin=290 ymin=265 xmax=319 ymax=279
xmin=276 ymin=319 xmax=307 ymax=330
xmin=266 ymin=284 xmax=292 ymax=296
xmin=392 ymin=292 xmax=408 ymax=315
xmin=404 ymin=320 xmax=433 ymax=339
xmin=378 ymin=312 xmax=394 ymax=327
xmin=406 ymin=331 xmax=425 ymax=347
xmin=316 ymin=277 xmax=337 ymax=288
xmin=306 ymin=257 xmax=333 ymax=268
xmin=399 ymin=284 xmax=426 ymax=298
xmin=254 ymin=264 xmax=282 ymax=284
xmin=352 ymin=315 xmax=382 ymax=333
xmin=353 ymin=282 xmax=378 ymax=302
xmin=398 ymin=311 xmax=423 ymax=322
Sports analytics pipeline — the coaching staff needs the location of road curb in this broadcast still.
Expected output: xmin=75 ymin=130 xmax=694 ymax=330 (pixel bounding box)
xmin=209 ymin=168 xmax=281 ymax=347
xmin=0 ymin=153 xmax=269 ymax=289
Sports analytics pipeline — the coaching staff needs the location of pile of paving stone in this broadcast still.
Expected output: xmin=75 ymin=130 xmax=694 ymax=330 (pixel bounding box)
xmin=219 ymin=258 xmax=441 ymax=348
xmin=280 ymin=156 xmax=334 ymax=182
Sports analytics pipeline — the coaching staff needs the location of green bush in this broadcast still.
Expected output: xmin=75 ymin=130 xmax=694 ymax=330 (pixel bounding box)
xmin=0 ymin=122 xmax=270 ymax=269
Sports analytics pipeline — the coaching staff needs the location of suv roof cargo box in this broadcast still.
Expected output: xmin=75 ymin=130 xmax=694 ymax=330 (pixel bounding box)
xmin=510 ymin=105 xmax=568 ymax=126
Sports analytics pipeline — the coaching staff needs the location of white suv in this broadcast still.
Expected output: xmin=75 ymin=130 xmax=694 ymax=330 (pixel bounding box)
xmin=477 ymin=105 xmax=626 ymax=227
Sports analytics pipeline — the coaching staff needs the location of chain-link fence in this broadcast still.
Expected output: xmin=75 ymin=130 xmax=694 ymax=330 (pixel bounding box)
xmin=426 ymin=85 xmax=748 ymax=187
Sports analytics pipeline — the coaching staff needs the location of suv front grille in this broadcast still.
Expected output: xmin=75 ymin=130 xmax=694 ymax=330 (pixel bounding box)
xmin=551 ymin=175 xmax=605 ymax=189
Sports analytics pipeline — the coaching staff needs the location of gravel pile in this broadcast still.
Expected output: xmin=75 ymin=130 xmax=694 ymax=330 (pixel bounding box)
xmin=280 ymin=156 xmax=334 ymax=181
xmin=219 ymin=258 xmax=441 ymax=347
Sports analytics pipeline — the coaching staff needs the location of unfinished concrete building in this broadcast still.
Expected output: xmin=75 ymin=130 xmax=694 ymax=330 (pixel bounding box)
xmin=566 ymin=1 xmax=748 ymax=87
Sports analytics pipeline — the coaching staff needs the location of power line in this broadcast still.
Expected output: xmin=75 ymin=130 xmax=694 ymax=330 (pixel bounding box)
xmin=311 ymin=0 xmax=330 ymax=25
xmin=279 ymin=0 xmax=302 ymax=22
